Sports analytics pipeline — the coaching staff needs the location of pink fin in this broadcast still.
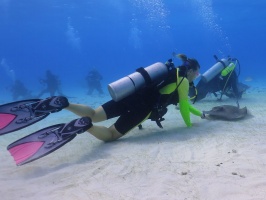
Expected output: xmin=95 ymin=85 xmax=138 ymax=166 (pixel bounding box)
xmin=0 ymin=113 xmax=16 ymax=129
xmin=8 ymin=142 xmax=44 ymax=165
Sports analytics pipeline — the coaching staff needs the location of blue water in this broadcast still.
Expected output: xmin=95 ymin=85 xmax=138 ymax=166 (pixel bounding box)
xmin=0 ymin=0 xmax=265 ymax=101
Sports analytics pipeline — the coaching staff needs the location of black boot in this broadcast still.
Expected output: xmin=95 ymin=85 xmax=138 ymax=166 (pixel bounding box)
xmin=33 ymin=96 xmax=69 ymax=115
xmin=60 ymin=117 xmax=93 ymax=139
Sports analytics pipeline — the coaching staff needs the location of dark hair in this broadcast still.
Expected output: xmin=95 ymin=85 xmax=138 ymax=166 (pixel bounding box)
xmin=177 ymin=54 xmax=200 ymax=76
xmin=178 ymin=54 xmax=200 ymax=70
xmin=186 ymin=58 xmax=200 ymax=70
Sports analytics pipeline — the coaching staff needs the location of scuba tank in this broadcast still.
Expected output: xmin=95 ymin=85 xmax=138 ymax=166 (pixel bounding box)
xmin=221 ymin=62 xmax=236 ymax=77
xmin=201 ymin=56 xmax=230 ymax=83
xmin=108 ymin=62 xmax=173 ymax=102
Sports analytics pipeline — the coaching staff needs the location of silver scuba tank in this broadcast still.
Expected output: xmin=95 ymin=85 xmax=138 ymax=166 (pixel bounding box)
xmin=201 ymin=58 xmax=230 ymax=82
xmin=108 ymin=62 xmax=169 ymax=102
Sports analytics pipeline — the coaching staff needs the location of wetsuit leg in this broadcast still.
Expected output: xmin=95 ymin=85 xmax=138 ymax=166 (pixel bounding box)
xmin=195 ymin=80 xmax=210 ymax=101
xmin=196 ymin=76 xmax=222 ymax=101
xmin=230 ymin=71 xmax=240 ymax=98
xmin=102 ymin=98 xmax=152 ymax=135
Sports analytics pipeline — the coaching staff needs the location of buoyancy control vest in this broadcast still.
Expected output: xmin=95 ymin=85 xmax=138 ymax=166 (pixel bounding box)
xmin=147 ymin=67 xmax=188 ymax=128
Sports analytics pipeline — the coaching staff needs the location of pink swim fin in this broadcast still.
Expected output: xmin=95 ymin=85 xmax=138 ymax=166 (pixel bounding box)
xmin=7 ymin=117 xmax=92 ymax=166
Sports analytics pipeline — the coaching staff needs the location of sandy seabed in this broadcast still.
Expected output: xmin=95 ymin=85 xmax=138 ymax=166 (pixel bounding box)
xmin=0 ymin=85 xmax=266 ymax=200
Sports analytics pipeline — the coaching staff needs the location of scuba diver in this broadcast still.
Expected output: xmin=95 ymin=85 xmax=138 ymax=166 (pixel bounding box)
xmin=8 ymin=79 xmax=33 ymax=100
xmin=37 ymin=70 xmax=65 ymax=98
xmin=189 ymin=55 xmax=249 ymax=103
xmin=1 ymin=54 xmax=207 ymax=166
xmin=86 ymin=68 xmax=104 ymax=95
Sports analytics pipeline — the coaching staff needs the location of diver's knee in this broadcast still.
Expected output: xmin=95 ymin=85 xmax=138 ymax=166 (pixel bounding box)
xmin=92 ymin=106 xmax=107 ymax=122
xmin=107 ymin=125 xmax=123 ymax=142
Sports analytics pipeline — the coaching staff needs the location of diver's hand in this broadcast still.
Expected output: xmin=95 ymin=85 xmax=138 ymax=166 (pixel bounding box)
xmin=201 ymin=111 xmax=211 ymax=120
xmin=201 ymin=112 xmax=206 ymax=119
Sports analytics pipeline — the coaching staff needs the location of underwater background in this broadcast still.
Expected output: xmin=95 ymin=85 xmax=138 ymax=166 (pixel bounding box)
xmin=0 ymin=0 xmax=265 ymax=101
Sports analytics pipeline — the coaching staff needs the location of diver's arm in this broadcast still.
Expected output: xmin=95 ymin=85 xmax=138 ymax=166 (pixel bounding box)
xmin=178 ymin=78 xmax=192 ymax=127
xmin=188 ymin=104 xmax=202 ymax=116
xmin=178 ymin=78 xmax=204 ymax=127
xmin=179 ymin=100 xmax=192 ymax=127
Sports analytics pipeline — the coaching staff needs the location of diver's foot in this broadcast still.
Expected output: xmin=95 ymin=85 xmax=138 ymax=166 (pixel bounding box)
xmin=33 ymin=96 xmax=69 ymax=115
xmin=60 ymin=117 xmax=93 ymax=139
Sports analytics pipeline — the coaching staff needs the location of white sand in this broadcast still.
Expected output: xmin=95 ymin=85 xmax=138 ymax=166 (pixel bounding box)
xmin=1 ymin=88 xmax=266 ymax=200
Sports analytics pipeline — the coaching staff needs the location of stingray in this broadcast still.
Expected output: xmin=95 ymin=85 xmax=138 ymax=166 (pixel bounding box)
xmin=204 ymin=105 xmax=248 ymax=120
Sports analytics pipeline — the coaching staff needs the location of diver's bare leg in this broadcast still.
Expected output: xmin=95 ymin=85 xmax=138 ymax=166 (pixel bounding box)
xmin=66 ymin=104 xmax=106 ymax=122
xmin=66 ymin=104 xmax=123 ymax=141
xmin=88 ymin=124 xmax=123 ymax=142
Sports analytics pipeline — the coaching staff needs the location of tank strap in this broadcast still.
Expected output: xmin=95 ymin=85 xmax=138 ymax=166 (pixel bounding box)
xmin=214 ymin=55 xmax=227 ymax=69
xmin=218 ymin=60 xmax=227 ymax=69
xmin=136 ymin=67 xmax=152 ymax=86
